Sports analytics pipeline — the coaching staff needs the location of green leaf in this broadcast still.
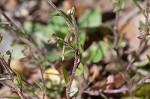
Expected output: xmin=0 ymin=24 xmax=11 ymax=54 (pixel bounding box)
xmin=11 ymin=40 xmax=20 ymax=46
xmin=34 ymin=23 xmax=54 ymax=37
xmin=52 ymin=9 xmax=73 ymax=25
xmin=10 ymin=39 xmax=26 ymax=46
xmin=14 ymin=71 xmax=22 ymax=88
xmin=135 ymin=60 xmax=149 ymax=67
xmin=13 ymin=30 xmax=26 ymax=36
xmin=146 ymin=35 xmax=150 ymax=40
xmin=29 ymin=34 xmax=39 ymax=47
xmin=61 ymin=66 xmax=70 ymax=84
xmin=122 ymin=97 xmax=142 ymax=99
xmin=64 ymin=49 xmax=74 ymax=59
xmin=60 ymin=10 xmax=73 ymax=25
xmin=39 ymin=57 xmax=48 ymax=67
xmin=139 ymin=21 xmax=145 ymax=29
xmin=134 ymin=82 xmax=150 ymax=97
xmin=75 ymin=63 xmax=84 ymax=76
xmin=0 ymin=33 xmax=2 ymax=43
xmin=78 ymin=7 xmax=101 ymax=27
xmin=12 ymin=46 xmax=24 ymax=59
xmin=47 ymin=51 xmax=61 ymax=62
xmin=86 ymin=41 xmax=108 ymax=64
xmin=120 ymin=0 xmax=124 ymax=10
xmin=23 ymin=21 xmax=33 ymax=33
xmin=34 ymin=16 xmax=69 ymax=38
xmin=147 ymin=55 xmax=150 ymax=65
xmin=78 ymin=30 xmax=86 ymax=46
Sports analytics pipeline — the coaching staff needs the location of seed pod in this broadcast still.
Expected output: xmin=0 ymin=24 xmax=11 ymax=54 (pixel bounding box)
xmin=48 ymin=34 xmax=57 ymax=44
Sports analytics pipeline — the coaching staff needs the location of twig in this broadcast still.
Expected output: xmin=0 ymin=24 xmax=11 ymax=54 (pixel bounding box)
xmin=0 ymin=57 xmax=14 ymax=80
xmin=124 ymin=50 xmax=135 ymax=99
xmin=39 ymin=67 xmax=46 ymax=99
xmin=17 ymin=89 xmax=27 ymax=99
xmin=132 ymin=0 xmax=145 ymax=15
xmin=145 ymin=0 xmax=150 ymax=35
xmin=58 ymin=39 xmax=75 ymax=51
xmin=127 ymin=76 xmax=133 ymax=99
xmin=132 ymin=73 xmax=150 ymax=90
xmin=84 ymin=87 xmax=128 ymax=95
xmin=66 ymin=11 xmax=80 ymax=99
xmin=125 ymin=58 xmax=135 ymax=71
xmin=113 ymin=11 xmax=119 ymax=48
xmin=0 ymin=81 xmax=13 ymax=89
xmin=0 ymin=9 xmax=23 ymax=31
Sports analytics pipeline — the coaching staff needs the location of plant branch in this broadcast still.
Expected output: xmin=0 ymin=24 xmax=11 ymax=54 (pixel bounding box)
xmin=65 ymin=11 xmax=80 ymax=99
xmin=47 ymin=1 xmax=80 ymax=98
xmin=113 ymin=11 xmax=119 ymax=48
